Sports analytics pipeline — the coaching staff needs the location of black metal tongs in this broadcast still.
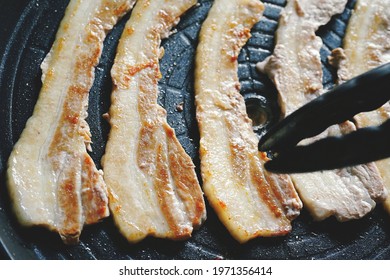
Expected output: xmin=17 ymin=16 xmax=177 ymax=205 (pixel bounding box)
xmin=258 ymin=62 xmax=390 ymax=173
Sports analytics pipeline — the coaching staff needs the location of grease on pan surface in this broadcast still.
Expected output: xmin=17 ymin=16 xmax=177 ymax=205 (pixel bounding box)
xmin=1 ymin=0 xmax=390 ymax=259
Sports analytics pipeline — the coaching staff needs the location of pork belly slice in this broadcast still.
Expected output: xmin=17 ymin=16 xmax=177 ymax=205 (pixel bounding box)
xmin=7 ymin=0 xmax=135 ymax=244
xmin=330 ymin=0 xmax=390 ymax=214
xmin=195 ymin=0 xmax=302 ymax=243
xmin=102 ymin=0 xmax=206 ymax=243
xmin=258 ymin=0 xmax=386 ymax=221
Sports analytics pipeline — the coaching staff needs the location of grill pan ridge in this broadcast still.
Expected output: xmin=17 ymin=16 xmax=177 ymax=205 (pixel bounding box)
xmin=1 ymin=0 xmax=390 ymax=260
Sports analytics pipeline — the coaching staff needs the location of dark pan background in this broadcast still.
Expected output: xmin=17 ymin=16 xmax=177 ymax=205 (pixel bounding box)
xmin=1 ymin=0 xmax=390 ymax=260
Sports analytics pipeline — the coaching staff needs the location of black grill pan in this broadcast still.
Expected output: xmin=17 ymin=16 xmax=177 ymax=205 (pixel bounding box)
xmin=1 ymin=0 xmax=390 ymax=260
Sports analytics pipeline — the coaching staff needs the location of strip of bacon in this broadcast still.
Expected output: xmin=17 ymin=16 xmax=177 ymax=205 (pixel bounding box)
xmin=102 ymin=0 xmax=206 ymax=243
xmin=195 ymin=0 xmax=302 ymax=243
xmin=7 ymin=0 xmax=136 ymax=244
xmin=330 ymin=0 xmax=390 ymax=214
xmin=258 ymin=0 xmax=387 ymax=221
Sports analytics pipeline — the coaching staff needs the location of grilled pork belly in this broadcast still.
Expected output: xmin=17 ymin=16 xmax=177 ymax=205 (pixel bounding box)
xmin=195 ymin=0 xmax=302 ymax=243
xmin=102 ymin=0 xmax=206 ymax=243
xmin=258 ymin=0 xmax=386 ymax=221
xmin=7 ymin=0 xmax=135 ymax=244
xmin=330 ymin=0 xmax=390 ymax=214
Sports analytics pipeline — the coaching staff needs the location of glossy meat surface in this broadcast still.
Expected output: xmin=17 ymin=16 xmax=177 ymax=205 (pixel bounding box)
xmin=258 ymin=0 xmax=386 ymax=221
xmin=195 ymin=0 xmax=302 ymax=243
xmin=331 ymin=0 xmax=390 ymax=214
xmin=102 ymin=0 xmax=206 ymax=243
xmin=7 ymin=0 xmax=136 ymax=244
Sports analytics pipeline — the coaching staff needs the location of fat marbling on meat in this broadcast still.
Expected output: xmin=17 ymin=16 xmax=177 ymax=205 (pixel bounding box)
xmin=195 ymin=0 xmax=302 ymax=243
xmin=258 ymin=0 xmax=387 ymax=221
xmin=7 ymin=0 xmax=136 ymax=244
xmin=102 ymin=0 xmax=206 ymax=243
xmin=330 ymin=0 xmax=390 ymax=214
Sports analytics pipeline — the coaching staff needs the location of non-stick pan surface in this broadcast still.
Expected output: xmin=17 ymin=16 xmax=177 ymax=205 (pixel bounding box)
xmin=1 ymin=0 xmax=390 ymax=260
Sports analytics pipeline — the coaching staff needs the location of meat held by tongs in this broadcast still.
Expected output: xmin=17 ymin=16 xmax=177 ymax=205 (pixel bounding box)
xmin=258 ymin=0 xmax=386 ymax=222
xmin=259 ymin=62 xmax=390 ymax=173
xmin=331 ymin=0 xmax=390 ymax=214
